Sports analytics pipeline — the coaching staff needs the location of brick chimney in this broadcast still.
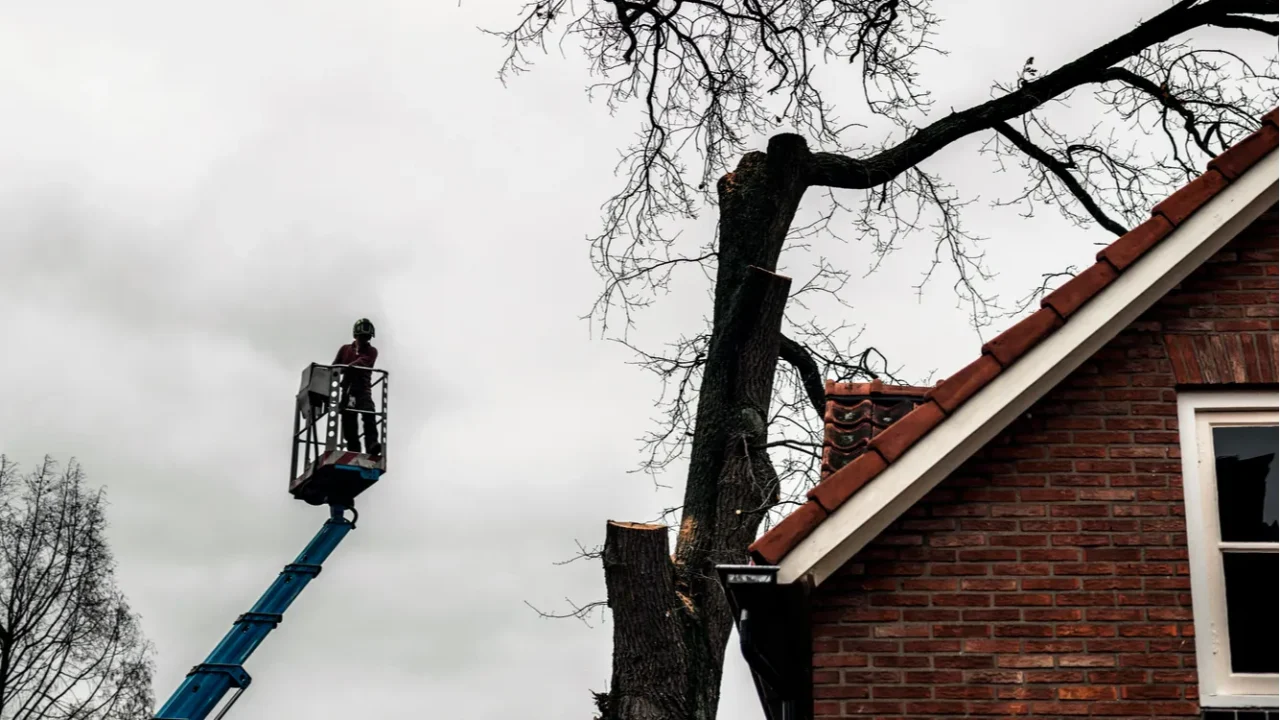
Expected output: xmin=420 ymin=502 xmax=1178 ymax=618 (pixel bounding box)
xmin=822 ymin=380 xmax=932 ymax=479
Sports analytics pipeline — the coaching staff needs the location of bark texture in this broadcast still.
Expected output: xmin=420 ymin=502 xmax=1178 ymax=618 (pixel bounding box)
xmin=602 ymin=522 xmax=689 ymax=720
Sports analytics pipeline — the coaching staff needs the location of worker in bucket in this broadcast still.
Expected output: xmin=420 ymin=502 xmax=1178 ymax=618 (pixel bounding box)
xmin=333 ymin=318 xmax=382 ymax=456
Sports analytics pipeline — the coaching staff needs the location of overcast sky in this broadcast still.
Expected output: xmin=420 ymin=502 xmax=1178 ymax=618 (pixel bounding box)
xmin=0 ymin=2 xmax=1270 ymax=718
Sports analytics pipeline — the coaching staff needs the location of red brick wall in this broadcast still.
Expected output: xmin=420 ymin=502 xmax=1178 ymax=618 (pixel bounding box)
xmin=812 ymin=205 xmax=1279 ymax=719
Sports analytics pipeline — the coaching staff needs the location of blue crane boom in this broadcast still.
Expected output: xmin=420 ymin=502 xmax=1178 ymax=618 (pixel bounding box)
xmin=154 ymin=503 xmax=357 ymax=720
xmin=154 ymin=361 xmax=390 ymax=720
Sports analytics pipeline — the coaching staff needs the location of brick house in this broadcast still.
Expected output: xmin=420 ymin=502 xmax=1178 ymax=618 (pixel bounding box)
xmin=718 ymin=109 xmax=1279 ymax=720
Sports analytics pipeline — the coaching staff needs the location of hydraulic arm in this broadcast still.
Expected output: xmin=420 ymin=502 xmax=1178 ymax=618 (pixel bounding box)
xmin=154 ymin=504 xmax=358 ymax=720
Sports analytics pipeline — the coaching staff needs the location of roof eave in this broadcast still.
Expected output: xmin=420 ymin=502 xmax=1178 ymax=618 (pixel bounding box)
xmin=776 ymin=148 xmax=1280 ymax=587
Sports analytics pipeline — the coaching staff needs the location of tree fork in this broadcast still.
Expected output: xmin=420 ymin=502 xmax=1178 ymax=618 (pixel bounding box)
xmin=682 ymin=135 xmax=812 ymax=572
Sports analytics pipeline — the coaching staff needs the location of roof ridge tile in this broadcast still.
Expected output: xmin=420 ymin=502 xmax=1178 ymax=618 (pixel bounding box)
xmin=926 ymin=354 xmax=1003 ymax=414
xmin=981 ymin=308 xmax=1064 ymax=367
xmin=1096 ymin=216 xmax=1175 ymax=272
xmin=808 ymin=452 xmax=888 ymax=513
xmin=825 ymin=380 xmax=933 ymax=397
xmin=1152 ymin=169 xmax=1229 ymax=226
xmin=826 ymin=398 xmax=920 ymax=426
xmin=1210 ymin=123 xmax=1280 ymax=180
xmin=1042 ymin=261 xmax=1120 ymax=320
xmin=747 ymin=498 xmax=827 ymax=565
xmin=867 ymin=400 xmax=947 ymax=464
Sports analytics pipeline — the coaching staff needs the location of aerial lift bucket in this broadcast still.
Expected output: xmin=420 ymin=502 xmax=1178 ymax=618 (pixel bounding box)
xmin=288 ymin=362 xmax=389 ymax=506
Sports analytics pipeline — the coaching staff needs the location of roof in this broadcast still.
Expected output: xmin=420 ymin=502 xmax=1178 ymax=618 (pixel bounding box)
xmin=749 ymin=107 xmax=1280 ymax=575
xmin=820 ymin=380 xmax=929 ymax=479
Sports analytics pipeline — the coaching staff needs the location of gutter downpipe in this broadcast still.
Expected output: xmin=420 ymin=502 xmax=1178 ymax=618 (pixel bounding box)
xmin=738 ymin=608 xmax=795 ymax=720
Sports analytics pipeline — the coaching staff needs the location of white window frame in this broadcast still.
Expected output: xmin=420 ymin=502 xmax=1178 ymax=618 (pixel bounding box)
xmin=1177 ymin=389 xmax=1280 ymax=709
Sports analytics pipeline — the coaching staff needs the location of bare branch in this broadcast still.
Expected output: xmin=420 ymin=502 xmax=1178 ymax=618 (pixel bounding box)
xmin=0 ymin=456 xmax=153 ymax=720
xmin=777 ymin=335 xmax=825 ymax=416
xmin=993 ymin=121 xmax=1130 ymax=236
xmin=524 ymin=598 xmax=609 ymax=628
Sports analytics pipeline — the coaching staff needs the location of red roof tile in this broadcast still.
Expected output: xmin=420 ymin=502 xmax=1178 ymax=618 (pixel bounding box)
xmin=1096 ymin=216 xmax=1174 ymax=272
xmin=1152 ymin=169 xmax=1229 ymax=226
xmin=807 ymin=452 xmax=887 ymax=512
xmin=1042 ymin=261 xmax=1120 ymax=320
xmin=821 ymin=381 xmax=931 ymax=478
xmin=981 ymin=308 xmax=1064 ymax=367
xmin=1210 ymin=124 xmax=1280 ymax=181
xmin=747 ymin=499 xmax=827 ymax=564
xmin=747 ymin=107 xmax=1279 ymax=567
xmin=825 ymin=379 xmax=928 ymax=397
xmin=868 ymin=400 xmax=946 ymax=464
xmin=926 ymin=354 xmax=1002 ymax=414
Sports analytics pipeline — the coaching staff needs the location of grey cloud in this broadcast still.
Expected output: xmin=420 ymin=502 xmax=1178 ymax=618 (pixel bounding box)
xmin=0 ymin=1 xmax=1270 ymax=718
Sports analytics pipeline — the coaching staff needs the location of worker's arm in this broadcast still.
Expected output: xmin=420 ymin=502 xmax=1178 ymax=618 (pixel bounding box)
xmin=355 ymin=346 xmax=378 ymax=368
xmin=344 ymin=346 xmax=377 ymax=368
xmin=334 ymin=346 xmax=353 ymax=391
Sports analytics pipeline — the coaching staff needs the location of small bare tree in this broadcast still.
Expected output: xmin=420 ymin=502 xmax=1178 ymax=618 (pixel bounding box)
xmin=0 ymin=456 xmax=153 ymax=720
xmin=491 ymin=2 xmax=1277 ymax=718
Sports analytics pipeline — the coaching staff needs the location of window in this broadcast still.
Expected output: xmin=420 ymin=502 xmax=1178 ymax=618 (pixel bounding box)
xmin=1177 ymin=390 xmax=1280 ymax=709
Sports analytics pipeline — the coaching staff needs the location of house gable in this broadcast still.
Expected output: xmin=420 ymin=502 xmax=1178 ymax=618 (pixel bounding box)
xmin=807 ymin=210 xmax=1278 ymax=718
xmin=749 ymin=111 xmax=1280 ymax=586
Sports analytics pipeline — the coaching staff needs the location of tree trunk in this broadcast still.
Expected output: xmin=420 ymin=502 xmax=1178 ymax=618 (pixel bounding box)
xmin=602 ymin=522 xmax=690 ymax=720
xmin=601 ymin=135 xmax=814 ymax=720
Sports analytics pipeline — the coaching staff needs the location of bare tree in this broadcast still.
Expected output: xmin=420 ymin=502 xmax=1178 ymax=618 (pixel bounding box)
xmin=0 ymin=456 xmax=153 ymax=720
xmin=490 ymin=2 xmax=1278 ymax=718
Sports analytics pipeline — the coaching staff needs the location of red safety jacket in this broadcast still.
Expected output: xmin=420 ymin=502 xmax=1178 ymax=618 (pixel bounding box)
xmin=333 ymin=342 xmax=378 ymax=395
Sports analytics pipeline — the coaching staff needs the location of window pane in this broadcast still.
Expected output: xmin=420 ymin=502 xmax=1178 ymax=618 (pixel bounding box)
xmin=1213 ymin=425 xmax=1279 ymax=542
xmin=1222 ymin=551 xmax=1279 ymax=674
